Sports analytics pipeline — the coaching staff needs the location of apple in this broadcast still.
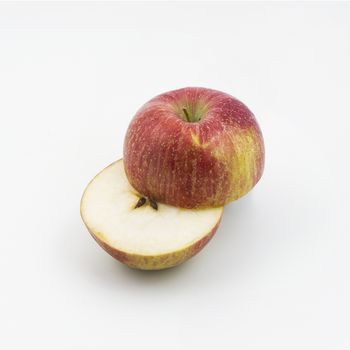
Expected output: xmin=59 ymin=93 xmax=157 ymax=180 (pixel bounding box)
xmin=80 ymin=160 xmax=223 ymax=270
xmin=123 ymin=87 xmax=264 ymax=209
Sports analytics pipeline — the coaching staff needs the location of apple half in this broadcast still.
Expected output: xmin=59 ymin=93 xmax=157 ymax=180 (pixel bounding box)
xmin=80 ymin=160 xmax=223 ymax=270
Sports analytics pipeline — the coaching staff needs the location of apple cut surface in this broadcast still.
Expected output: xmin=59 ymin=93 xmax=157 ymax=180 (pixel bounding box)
xmin=80 ymin=160 xmax=223 ymax=270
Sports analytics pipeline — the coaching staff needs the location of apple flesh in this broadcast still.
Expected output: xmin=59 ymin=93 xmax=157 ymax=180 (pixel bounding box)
xmin=80 ymin=160 xmax=223 ymax=270
xmin=123 ymin=87 xmax=264 ymax=209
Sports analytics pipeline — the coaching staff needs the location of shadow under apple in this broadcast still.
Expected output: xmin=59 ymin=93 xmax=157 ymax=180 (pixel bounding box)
xmin=61 ymin=194 xmax=258 ymax=292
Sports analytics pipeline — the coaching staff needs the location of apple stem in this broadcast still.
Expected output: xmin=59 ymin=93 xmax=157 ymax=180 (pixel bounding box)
xmin=182 ymin=108 xmax=190 ymax=122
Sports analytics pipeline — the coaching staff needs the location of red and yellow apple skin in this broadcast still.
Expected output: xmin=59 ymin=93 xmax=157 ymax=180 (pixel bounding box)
xmin=124 ymin=87 xmax=264 ymax=209
xmin=85 ymin=218 xmax=222 ymax=270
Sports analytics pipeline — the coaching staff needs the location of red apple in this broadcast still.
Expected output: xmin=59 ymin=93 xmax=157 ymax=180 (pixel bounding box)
xmin=123 ymin=87 xmax=264 ymax=209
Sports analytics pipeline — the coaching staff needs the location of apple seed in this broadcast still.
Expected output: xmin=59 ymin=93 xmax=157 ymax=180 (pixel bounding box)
xmin=149 ymin=198 xmax=158 ymax=211
xmin=134 ymin=197 xmax=146 ymax=209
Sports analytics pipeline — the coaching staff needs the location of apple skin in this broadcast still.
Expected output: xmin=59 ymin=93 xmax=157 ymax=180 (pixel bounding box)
xmin=84 ymin=217 xmax=222 ymax=270
xmin=124 ymin=87 xmax=264 ymax=209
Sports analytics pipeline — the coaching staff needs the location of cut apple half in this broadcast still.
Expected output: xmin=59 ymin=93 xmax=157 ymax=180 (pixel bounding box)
xmin=80 ymin=160 xmax=223 ymax=270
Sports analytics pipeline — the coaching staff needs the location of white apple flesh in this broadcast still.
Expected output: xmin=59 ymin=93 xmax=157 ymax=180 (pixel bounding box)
xmin=80 ymin=160 xmax=223 ymax=270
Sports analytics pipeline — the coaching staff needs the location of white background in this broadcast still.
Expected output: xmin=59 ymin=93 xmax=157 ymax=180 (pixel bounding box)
xmin=1 ymin=2 xmax=349 ymax=349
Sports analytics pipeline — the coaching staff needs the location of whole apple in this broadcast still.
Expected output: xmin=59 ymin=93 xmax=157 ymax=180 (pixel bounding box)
xmin=123 ymin=87 xmax=264 ymax=209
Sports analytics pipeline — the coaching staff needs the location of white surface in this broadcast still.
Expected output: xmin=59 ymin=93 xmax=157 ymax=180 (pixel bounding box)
xmin=0 ymin=3 xmax=349 ymax=350
xmin=81 ymin=160 xmax=222 ymax=255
